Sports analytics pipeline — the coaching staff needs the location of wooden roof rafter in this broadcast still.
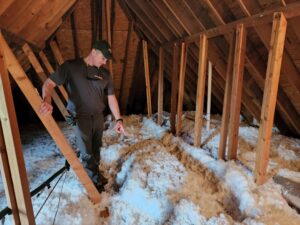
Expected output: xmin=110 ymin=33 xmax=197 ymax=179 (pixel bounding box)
xmin=162 ymin=1 xmax=300 ymax=46
xmin=199 ymin=0 xmax=300 ymax=134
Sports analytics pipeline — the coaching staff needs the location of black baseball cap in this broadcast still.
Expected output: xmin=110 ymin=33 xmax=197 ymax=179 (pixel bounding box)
xmin=92 ymin=40 xmax=112 ymax=59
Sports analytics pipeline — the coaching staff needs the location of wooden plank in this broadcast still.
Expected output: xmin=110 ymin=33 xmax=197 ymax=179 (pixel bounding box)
xmin=106 ymin=0 xmax=114 ymax=78
xmin=218 ymin=33 xmax=235 ymax=160
xmin=170 ymin=43 xmax=179 ymax=134
xmin=22 ymin=44 xmax=69 ymax=118
xmin=38 ymin=50 xmax=68 ymax=101
xmin=70 ymin=12 xmax=79 ymax=58
xmin=203 ymin=0 xmax=300 ymax=135
xmin=151 ymin=0 xmax=185 ymax=37
xmin=194 ymin=35 xmax=208 ymax=147
xmin=227 ymin=24 xmax=247 ymax=160
xmin=132 ymin=0 xmax=173 ymax=40
xmin=255 ymin=13 xmax=287 ymax=185
xmin=0 ymin=34 xmax=35 ymax=225
xmin=142 ymin=40 xmax=152 ymax=117
xmin=163 ymin=1 xmax=300 ymax=46
xmin=8 ymin=0 xmax=48 ymax=34
xmin=50 ymin=40 xmax=65 ymax=65
xmin=157 ymin=47 xmax=164 ymax=125
xmin=0 ymin=0 xmax=34 ymax=28
xmin=0 ymin=125 xmax=20 ymax=225
xmin=206 ymin=61 xmax=212 ymax=130
xmin=19 ymin=0 xmax=76 ymax=42
xmin=176 ymin=42 xmax=187 ymax=136
xmin=236 ymin=0 xmax=300 ymax=118
xmin=0 ymin=33 xmax=101 ymax=204
xmin=118 ymin=22 xmax=132 ymax=111
xmin=124 ymin=0 xmax=165 ymax=43
xmin=0 ymin=0 xmax=14 ymax=15
xmin=119 ymin=26 xmax=139 ymax=113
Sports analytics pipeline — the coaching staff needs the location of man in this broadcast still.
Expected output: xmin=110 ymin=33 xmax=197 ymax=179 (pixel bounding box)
xmin=40 ymin=40 xmax=125 ymax=191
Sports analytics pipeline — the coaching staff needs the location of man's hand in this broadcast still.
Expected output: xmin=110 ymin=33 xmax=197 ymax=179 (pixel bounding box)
xmin=40 ymin=78 xmax=56 ymax=115
xmin=40 ymin=100 xmax=53 ymax=115
xmin=114 ymin=120 xmax=126 ymax=135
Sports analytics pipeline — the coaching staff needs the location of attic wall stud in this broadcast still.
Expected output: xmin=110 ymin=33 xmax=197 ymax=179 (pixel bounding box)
xmin=255 ymin=12 xmax=287 ymax=185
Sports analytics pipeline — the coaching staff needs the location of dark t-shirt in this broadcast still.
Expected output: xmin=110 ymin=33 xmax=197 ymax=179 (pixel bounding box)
xmin=50 ymin=58 xmax=114 ymax=115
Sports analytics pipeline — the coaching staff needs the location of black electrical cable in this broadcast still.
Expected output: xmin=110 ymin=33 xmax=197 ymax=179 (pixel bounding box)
xmin=35 ymin=170 xmax=67 ymax=219
xmin=52 ymin=171 xmax=68 ymax=225
xmin=0 ymin=161 xmax=70 ymax=221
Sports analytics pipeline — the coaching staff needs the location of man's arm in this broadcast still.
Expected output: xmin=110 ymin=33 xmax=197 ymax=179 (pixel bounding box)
xmin=40 ymin=78 xmax=56 ymax=115
xmin=108 ymin=94 xmax=125 ymax=134
xmin=107 ymin=94 xmax=121 ymax=120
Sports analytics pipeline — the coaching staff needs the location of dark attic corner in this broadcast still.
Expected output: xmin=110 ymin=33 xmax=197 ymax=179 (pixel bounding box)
xmin=0 ymin=0 xmax=300 ymax=224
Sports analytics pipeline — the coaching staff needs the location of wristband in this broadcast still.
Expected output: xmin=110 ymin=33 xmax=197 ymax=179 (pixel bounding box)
xmin=116 ymin=118 xmax=123 ymax=123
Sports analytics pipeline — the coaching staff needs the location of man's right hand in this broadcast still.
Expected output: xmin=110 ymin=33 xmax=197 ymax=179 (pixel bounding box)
xmin=40 ymin=101 xmax=53 ymax=115
xmin=40 ymin=78 xmax=56 ymax=115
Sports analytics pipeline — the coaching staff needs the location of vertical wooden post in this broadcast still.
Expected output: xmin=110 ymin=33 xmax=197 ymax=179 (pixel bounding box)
xmin=255 ymin=12 xmax=287 ymax=184
xmin=0 ymin=33 xmax=101 ymax=204
xmin=157 ymin=47 xmax=164 ymax=125
xmin=50 ymin=40 xmax=64 ymax=65
xmin=227 ymin=24 xmax=247 ymax=160
xmin=0 ymin=33 xmax=36 ymax=225
xmin=176 ymin=42 xmax=187 ymax=136
xmin=38 ymin=50 xmax=68 ymax=102
xmin=170 ymin=43 xmax=179 ymax=134
xmin=206 ymin=61 xmax=212 ymax=131
xmin=0 ymin=123 xmax=20 ymax=225
xmin=105 ymin=0 xmax=113 ymax=77
xmin=194 ymin=35 xmax=208 ymax=147
xmin=219 ymin=33 xmax=235 ymax=160
xmin=22 ymin=44 xmax=69 ymax=118
xmin=142 ymin=40 xmax=152 ymax=117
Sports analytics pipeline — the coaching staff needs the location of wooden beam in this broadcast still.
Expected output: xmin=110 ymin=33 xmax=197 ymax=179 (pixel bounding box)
xmin=227 ymin=24 xmax=247 ymax=160
xmin=176 ymin=42 xmax=187 ymax=136
xmin=142 ymin=40 xmax=152 ymax=117
xmin=38 ymin=50 xmax=68 ymax=102
xmin=0 ymin=33 xmax=101 ymax=204
xmin=0 ymin=125 xmax=20 ymax=225
xmin=118 ymin=21 xmax=132 ymax=111
xmin=255 ymin=13 xmax=287 ymax=184
xmin=19 ymin=0 xmax=76 ymax=47
xmin=163 ymin=1 xmax=300 ymax=45
xmin=6 ymin=0 xmax=47 ymax=34
xmin=194 ymin=35 xmax=208 ymax=147
xmin=22 ymin=43 xmax=69 ymax=118
xmin=218 ymin=32 xmax=235 ymax=160
xmin=235 ymin=0 xmax=300 ymax=119
xmin=0 ymin=0 xmax=14 ymax=15
xmin=106 ymin=0 xmax=114 ymax=77
xmin=170 ymin=43 xmax=179 ymax=134
xmin=0 ymin=33 xmax=35 ymax=225
xmin=206 ymin=61 xmax=212 ymax=130
xmin=131 ymin=0 xmax=173 ymax=40
xmin=124 ymin=0 xmax=165 ymax=43
xmin=70 ymin=12 xmax=79 ymax=58
xmin=157 ymin=47 xmax=164 ymax=125
xmin=50 ymin=40 xmax=64 ymax=65
xmin=203 ymin=0 xmax=300 ymax=135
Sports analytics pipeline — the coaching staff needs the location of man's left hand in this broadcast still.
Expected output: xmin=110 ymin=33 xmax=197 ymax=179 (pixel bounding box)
xmin=114 ymin=120 xmax=126 ymax=135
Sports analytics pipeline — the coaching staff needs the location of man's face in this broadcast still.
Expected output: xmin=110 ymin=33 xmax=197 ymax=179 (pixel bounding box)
xmin=92 ymin=49 xmax=108 ymax=67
